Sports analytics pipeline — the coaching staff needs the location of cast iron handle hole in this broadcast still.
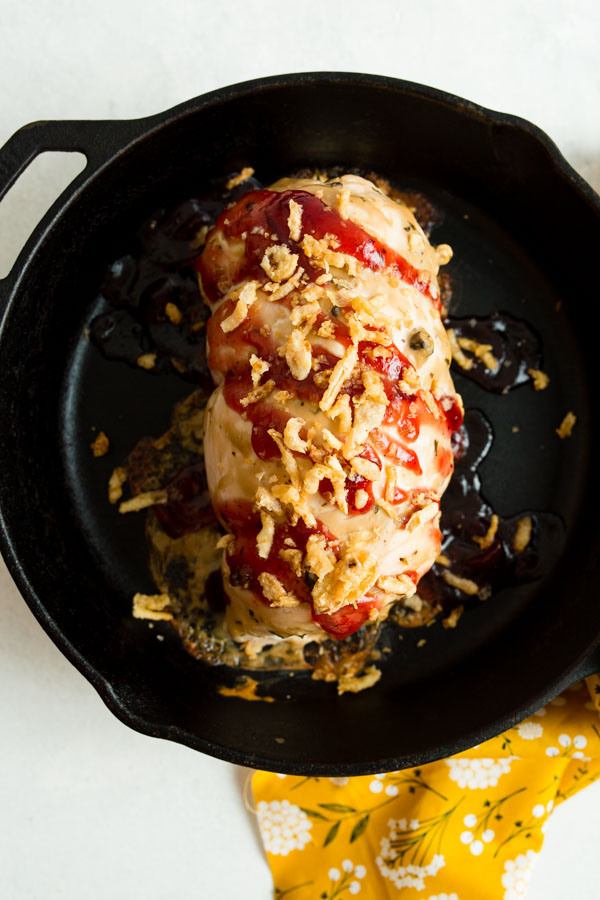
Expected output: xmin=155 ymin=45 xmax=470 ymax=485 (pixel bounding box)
xmin=0 ymin=151 xmax=87 ymax=279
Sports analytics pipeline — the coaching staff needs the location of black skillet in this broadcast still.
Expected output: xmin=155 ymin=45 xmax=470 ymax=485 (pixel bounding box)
xmin=1 ymin=73 xmax=599 ymax=775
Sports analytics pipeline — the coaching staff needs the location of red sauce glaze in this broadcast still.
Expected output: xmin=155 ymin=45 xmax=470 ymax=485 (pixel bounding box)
xmin=383 ymin=383 xmax=420 ymax=439
xmin=317 ymin=315 xmax=414 ymax=393
xmin=222 ymin=379 xmax=298 ymax=460
xmin=371 ymin=429 xmax=423 ymax=475
xmin=217 ymin=499 xmax=378 ymax=638
xmin=347 ymin=444 xmax=380 ymax=514
xmin=435 ymin=444 xmax=454 ymax=480
xmin=312 ymin=597 xmax=382 ymax=639
xmin=205 ymin=267 xmax=437 ymax=488
xmin=317 ymin=443 xmax=380 ymax=515
xmin=359 ymin=342 xmax=411 ymax=382
xmin=208 ymin=295 xmax=430 ymax=487
xmin=209 ymin=298 xmax=338 ymax=461
xmin=440 ymin=394 xmax=464 ymax=433
xmin=251 ymin=425 xmax=285 ymax=460
xmin=208 ymin=299 xmax=338 ymax=397
xmin=197 ymin=189 xmax=438 ymax=309
xmin=218 ymin=499 xmax=336 ymax=604
xmin=344 ymin=475 xmax=375 ymax=515
xmin=429 ymin=524 xmax=443 ymax=551
xmin=208 ymin=295 xmax=412 ymax=403
xmin=200 ymin=187 xmax=456 ymax=485
xmin=318 ymin=473 xmax=376 ymax=516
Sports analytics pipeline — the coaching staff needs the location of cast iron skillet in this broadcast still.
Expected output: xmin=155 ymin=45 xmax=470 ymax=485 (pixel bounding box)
xmin=1 ymin=73 xmax=599 ymax=776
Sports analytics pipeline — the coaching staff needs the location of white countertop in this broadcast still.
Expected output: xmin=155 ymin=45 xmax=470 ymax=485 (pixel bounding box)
xmin=1 ymin=1 xmax=599 ymax=897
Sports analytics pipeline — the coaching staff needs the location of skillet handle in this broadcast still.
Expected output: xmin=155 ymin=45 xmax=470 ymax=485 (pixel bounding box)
xmin=0 ymin=118 xmax=141 ymax=201
xmin=0 ymin=117 xmax=143 ymax=310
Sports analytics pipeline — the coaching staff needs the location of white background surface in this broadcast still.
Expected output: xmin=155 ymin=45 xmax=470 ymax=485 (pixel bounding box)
xmin=1 ymin=1 xmax=599 ymax=897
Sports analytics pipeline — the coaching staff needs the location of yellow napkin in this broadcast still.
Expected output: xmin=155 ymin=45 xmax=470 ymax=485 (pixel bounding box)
xmin=252 ymin=674 xmax=600 ymax=899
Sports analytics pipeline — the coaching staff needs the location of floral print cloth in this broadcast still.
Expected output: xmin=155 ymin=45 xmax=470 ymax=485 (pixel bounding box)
xmin=252 ymin=674 xmax=600 ymax=899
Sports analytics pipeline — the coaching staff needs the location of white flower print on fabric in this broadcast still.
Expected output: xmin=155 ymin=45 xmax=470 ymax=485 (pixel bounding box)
xmin=459 ymin=811 xmax=495 ymax=856
xmin=369 ymin=774 xmax=386 ymax=793
xmin=257 ymin=799 xmax=312 ymax=855
xmin=329 ymin=777 xmax=350 ymax=787
xmin=445 ymin=757 xmax=515 ymax=789
xmin=324 ymin=860 xmax=366 ymax=897
xmin=427 ymin=894 xmax=460 ymax=900
xmin=376 ymin=819 xmax=445 ymax=890
xmin=545 ymin=733 xmax=589 ymax=760
xmin=501 ymin=849 xmax=539 ymax=899
xmin=516 ymin=722 xmax=543 ymax=740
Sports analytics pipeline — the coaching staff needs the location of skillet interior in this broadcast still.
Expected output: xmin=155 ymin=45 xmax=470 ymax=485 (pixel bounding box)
xmin=1 ymin=74 xmax=599 ymax=774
